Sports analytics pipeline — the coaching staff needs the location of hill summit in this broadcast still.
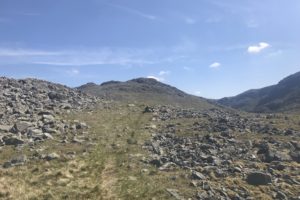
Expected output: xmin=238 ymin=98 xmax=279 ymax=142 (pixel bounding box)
xmin=78 ymin=77 xmax=215 ymax=109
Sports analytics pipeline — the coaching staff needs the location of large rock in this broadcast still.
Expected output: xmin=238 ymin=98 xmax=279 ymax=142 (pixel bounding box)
xmin=48 ymin=92 xmax=65 ymax=100
xmin=246 ymin=172 xmax=272 ymax=185
xmin=10 ymin=122 xmax=32 ymax=134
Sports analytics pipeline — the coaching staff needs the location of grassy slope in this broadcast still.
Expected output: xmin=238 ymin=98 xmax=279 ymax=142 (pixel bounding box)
xmin=0 ymin=103 xmax=194 ymax=199
xmin=1 ymin=103 xmax=299 ymax=199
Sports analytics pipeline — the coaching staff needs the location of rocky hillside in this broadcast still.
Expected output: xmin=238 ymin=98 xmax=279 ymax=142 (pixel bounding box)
xmin=143 ymin=105 xmax=300 ymax=199
xmin=218 ymin=71 xmax=300 ymax=113
xmin=0 ymin=77 xmax=98 ymax=153
xmin=0 ymin=76 xmax=299 ymax=199
xmin=77 ymin=78 xmax=215 ymax=110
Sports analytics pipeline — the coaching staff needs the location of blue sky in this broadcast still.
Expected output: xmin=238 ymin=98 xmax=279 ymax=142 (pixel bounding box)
xmin=0 ymin=0 xmax=299 ymax=98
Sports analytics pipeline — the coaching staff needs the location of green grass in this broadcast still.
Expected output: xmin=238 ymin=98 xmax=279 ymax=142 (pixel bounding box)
xmin=0 ymin=102 xmax=299 ymax=199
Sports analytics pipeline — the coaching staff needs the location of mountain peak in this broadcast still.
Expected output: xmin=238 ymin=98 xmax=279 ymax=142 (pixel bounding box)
xmin=128 ymin=77 xmax=159 ymax=84
xmin=77 ymin=77 xmax=214 ymax=109
xmin=100 ymin=81 xmax=121 ymax=86
xmin=278 ymin=71 xmax=300 ymax=86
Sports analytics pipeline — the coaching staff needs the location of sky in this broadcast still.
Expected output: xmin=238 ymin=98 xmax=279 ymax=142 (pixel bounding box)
xmin=0 ymin=0 xmax=299 ymax=99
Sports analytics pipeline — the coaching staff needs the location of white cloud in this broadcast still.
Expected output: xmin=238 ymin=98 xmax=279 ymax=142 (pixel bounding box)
xmin=147 ymin=75 xmax=162 ymax=82
xmin=147 ymin=70 xmax=170 ymax=82
xmin=159 ymin=70 xmax=170 ymax=76
xmin=209 ymin=62 xmax=221 ymax=68
xmin=247 ymin=42 xmax=270 ymax=54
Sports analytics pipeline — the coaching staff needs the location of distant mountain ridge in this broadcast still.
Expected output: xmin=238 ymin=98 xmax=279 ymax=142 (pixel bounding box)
xmin=218 ymin=71 xmax=300 ymax=113
xmin=77 ymin=78 xmax=215 ymax=109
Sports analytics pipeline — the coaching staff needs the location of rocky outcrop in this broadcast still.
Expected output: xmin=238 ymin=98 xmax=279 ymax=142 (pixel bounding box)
xmin=0 ymin=77 xmax=98 ymax=153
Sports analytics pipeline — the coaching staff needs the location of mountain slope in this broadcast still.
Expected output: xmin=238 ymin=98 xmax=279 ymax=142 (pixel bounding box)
xmin=218 ymin=71 xmax=300 ymax=113
xmin=77 ymin=78 xmax=215 ymax=109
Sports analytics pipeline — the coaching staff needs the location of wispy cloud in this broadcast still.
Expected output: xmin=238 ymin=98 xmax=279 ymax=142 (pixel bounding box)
xmin=247 ymin=19 xmax=259 ymax=28
xmin=205 ymin=16 xmax=222 ymax=23
xmin=66 ymin=68 xmax=80 ymax=76
xmin=33 ymin=58 xmax=153 ymax=66
xmin=172 ymin=38 xmax=198 ymax=53
xmin=159 ymin=70 xmax=170 ymax=76
xmin=183 ymin=66 xmax=193 ymax=71
xmin=247 ymin=42 xmax=270 ymax=54
xmin=0 ymin=47 xmax=156 ymax=66
xmin=208 ymin=0 xmax=252 ymax=13
xmin=0 ymin=40 xmax=201 ymax=67
xmin=184 ymin=17 xmax=196 ymax=25
xmin=0 ymin=48 xmax=63 ymax=56
xmin=107 ymin=3 xmax=157 ymax=20
xmin=209 ymin=62 xmax=221 ymax=68
xmin=266 ymin=50 xmax=282 ymax=58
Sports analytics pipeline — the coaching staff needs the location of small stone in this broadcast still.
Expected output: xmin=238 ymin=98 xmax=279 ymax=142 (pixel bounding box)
xmin=166 ymin=189 xmax=183 ymax=200
xmin=190 ymin=181 xmax=198 ymax=187
xmin=191 ymin=170 xmax=206 ymax=180
xmin=43 ymin=133 xmax=54 ymax=140
xmin=233 ymin=167 xmax=242 ymax=173
xmin=44 ymin=153 xmax=60 ymax=161
xmin=141 ymin=168 xmax=149 ymax=174
xmin=43 ymin=114 xmax=55 ymax=122
xmin=150 ymin=158 xmax=162 ymax=167
xmin=72 ymin=137 xmax=85 ymax=144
